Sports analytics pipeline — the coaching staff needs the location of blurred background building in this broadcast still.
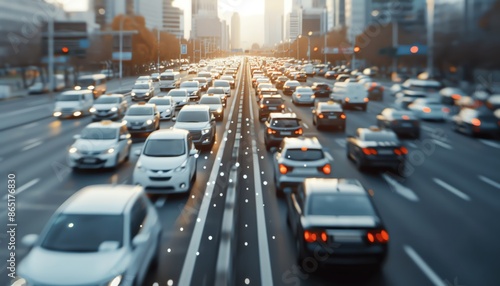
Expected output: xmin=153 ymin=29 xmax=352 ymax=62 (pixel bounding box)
xmin=264 ymin=0 xmax=284 ymax=47
xmin=231 ymin=12 xmax=241 ymax=50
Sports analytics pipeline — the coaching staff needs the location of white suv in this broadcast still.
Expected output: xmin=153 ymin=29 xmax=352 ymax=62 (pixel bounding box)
xmin=133 ymin=129 xmax=198 ymax=194
xmin=67 ymin=121 xmax=132 ymax=170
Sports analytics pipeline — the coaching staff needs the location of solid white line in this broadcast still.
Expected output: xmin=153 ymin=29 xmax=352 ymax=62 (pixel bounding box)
xmin=20 ymin=122 xmax=40 ymax=129
xmin=432 ymin=139 xmax=453 ymax=150
xmin=479 ymin=139 xmax=500 ymax=149
xmin=0 ymin=103 xmax=53 ymax=118
xmin=21 ymin=141 xmax=42 ymax=151
xmin=303 ymin=122 xmax=309 ymax=129
xmin=3 ymin=178 xmax=40 ymax=200
xmin=178 ymin=59 xmax=244 ymax=286
xmin=155 ymin=197 xmax=166 ymax=208
xmin=382 ymin=174 xmax=419 ymax=202
xmin=404 ymin=245 xmax=446 ymax=286
xmin=478 ymin=175 xmax=500 ymax=189
xmin=249 ymin=80 xmax=274 ymax=286
xmin=433 ymin=178 xmax=471 ymax=201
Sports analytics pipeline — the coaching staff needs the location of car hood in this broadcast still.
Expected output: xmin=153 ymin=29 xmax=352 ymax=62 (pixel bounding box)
xmin=54 ymin=102 xmax=81 ymax=109
xmin=138 ymin=154 xmax=187 ymax=169
xmin=73 ymin=139 xmax=116 ymax=152
xmin=171 ymin=96 xmax=188 ymax=103
xmin=174 ymin=121 xmax=210 ymax=130
xmin=132 ymin=88 xmax=150 ymax=93
xmin=202 ymin=104 xmax=223 ymax=111
xmin=123 ymin=115 xmax=152 ymax=122
xmin=302 ymin=215 xmax=379 ymax=229
xmin=92 ymin=103 xmax=118 ymax=110
xmin=183 ymin=87 xmax=199 ymax=93
xmin=154 ymin=104 xmax=172 ymax=111
xmin=19 ymin=247 xmax=128 ymax=285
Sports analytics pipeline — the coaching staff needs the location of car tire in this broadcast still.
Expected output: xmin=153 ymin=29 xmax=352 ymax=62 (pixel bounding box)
xmin=295 ymin=238 xmax=306 ymax=267
xmin=355 ymin=156 xmax=365 ymax=171
xmin=362 ymin=104 xmax=367 ymax=111
xmin=124 ymin=148 xmax=130 ymax=162
xmin=274 ymin=176 xmax=283 ymax=197
xmin=340 ymin=124 xmax=346 ymax=132
xmin=413 ymin=131 xmax=420 ymax=139
xmin=312 ymin=118 xmax=316 ymax=126
xmin=114 ymin=154 xmax=120 ymax=169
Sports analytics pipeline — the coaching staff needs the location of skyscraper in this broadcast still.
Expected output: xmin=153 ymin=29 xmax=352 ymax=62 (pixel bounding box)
xmin=345 ymin=0 xmax=371 ymax=41
xmin=231 ymin=12 xmax=241 ymax=50
xmin=163 ymin=0 xmax=184 ymax=39
xmin=264 ymin=0 xmax=284 ymax=46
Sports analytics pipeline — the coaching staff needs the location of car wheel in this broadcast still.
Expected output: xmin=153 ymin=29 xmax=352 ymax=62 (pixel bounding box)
xmin=295 ymin=238 xmax=306 ymax=266
xmin=124 ymin=148 xmax=130 ymax=161
xmin=340 ymin=125 xmax=346 ymax=132
xmin=312 ymin=117 xmax=316 ymax=126
xmin=355 ymin=156 xmax=365 ymax=171
xmin=362 ymin=104 xmax=367 ymax=111
xmin=274 ymin=176 xmax=283 ymax=197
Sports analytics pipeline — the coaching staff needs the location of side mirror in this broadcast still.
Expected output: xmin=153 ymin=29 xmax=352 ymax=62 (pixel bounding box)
xmin=211 ymin=116 xmax=216 ymax=122
xmin=172 ymin=117 xmax=176 ymax=122
xmin=189 ymin=149 xmax=199 ymax=156
xmin=73 ymin=134 xmax=81 ymax=140
xmin=132 ymin=233 xmax=150 ymax=248
xmin=22 ymin=234 xmax=39 ymax=247
xmin=134 ymin=149 xmax=141 ymax=156
xmin=119 ymin=134 xmax=130 ymax=140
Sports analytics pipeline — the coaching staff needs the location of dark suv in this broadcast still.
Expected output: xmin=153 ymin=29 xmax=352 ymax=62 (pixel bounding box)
xmin=173 ymin=105 xmax=216 ymax=149
xmin=259 ymin=95 xmax=285 ymax=120
xmin=311 ymin=82 xmax=331 ymax=98
xmin=264 ymin=113 xmax=303 ymax=150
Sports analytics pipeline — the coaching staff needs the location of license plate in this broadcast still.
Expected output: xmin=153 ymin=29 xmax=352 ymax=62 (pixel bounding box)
xmin=280 ymin=131 xmax=291 ymax=135
xmin=328 ymin=115 xmax=337 ymax=119
xmin=83 ymin=158 xmax=97 ymax=163
xmin=400 ymin=123 xmax=412 ymax=127
xmin=378 ymin=150 xmax=393 ymax=155
xmin=269 ymin=107 xmax=277 ymax=110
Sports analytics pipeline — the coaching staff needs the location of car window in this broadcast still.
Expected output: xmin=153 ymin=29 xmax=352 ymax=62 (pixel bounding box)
xmin=284 ymin=148 xmax=324 ymax=161
xmin=133 ymin=84 xmax=149 ymax=89
xmin=57 ymin=94 xmax=81 ymax=101
xmin=81 ymin=128 xmax=117 ymax=140
xmin=177 ymin=111 xmax=209 ymax=122
xmin=307 ymin=194 xmax=375 ymax=216
xmin=129 ymin=198 xmax=147 ymax=240
xmin=262 ymin=98 xmax=283 ymax=105
xmin=200 ymin=97 xmax=221 ymax=104
xmin=95 ymin=97 xmax=120 ymax=104
xmin=127 ymin=107 xmax=153 ymax=116
xmin=161 ymin=75 xmax=174 ymax=80
xmin=143 ymin=139 xmax=186 ymax=157
xmin=180 ymin=82 xmax=198 ymax=88
xmin=149 ymin=99 xmax=171 ymax=105
xmin=168 ymin=91 xmax=187 ymax=97
xmin=271 ymin=119 xmax=300 ymax=127
xmin=41 ymin=214 xmax=123 ymax=252
xmin=363 ymin=133 xmax=398 ymax=141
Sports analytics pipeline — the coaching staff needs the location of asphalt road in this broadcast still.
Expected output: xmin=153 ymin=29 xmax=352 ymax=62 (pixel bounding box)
xmin=1 ymin=59 xmax=500 ymax=286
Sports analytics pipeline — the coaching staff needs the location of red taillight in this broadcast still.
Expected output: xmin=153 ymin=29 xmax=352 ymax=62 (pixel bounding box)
xmin=294 ymin=128 xmax=303 ymax=135
xmin=394 ymin=147 xmax=408 ymax=155
xmin=362 ymin=148 xmax=377 ymax=155
xmin=402 ymin=115 xmax=410 ymax=120
xmin=280 ymin=104 xmax=285 ymax=109
xmin=451 ymin=94 xmax=461 ymax=100
xmin=340 ymin=114 xmax=346 ymax=119
xmin=345 ymin=97 xmax=350 ymax=102
xmin=260 ymin=104 xmax=265 ymax=108
xmin=267 ymin=128 xmax=277 ymax=134
xmin=318 ymin=113 xmax=324 ymax=119
xmin=400 ymin=146 xmax=408 ymax=155
xmin=321 ymin=164 xmax=331 ymax=175
xmin=366 ymin=229 xmax=389 ymax=244
xmin=471 ymin=118 xmax=481 ymax=126
xmin=304 ymin=230 xmax=328 ymax=243
xmin=442 ymin=107 xmax=450 ymax=113
xmin=279 ymin=164 xmax=291 ymax=174
xmin=364 ymin=98 xmax=369 ymax=102
xmin=422 ymin=107 xmax=431 ymax=113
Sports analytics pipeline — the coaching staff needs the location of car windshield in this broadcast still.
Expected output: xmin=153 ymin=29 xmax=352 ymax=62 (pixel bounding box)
xmin=363 ymin=133 xmax=398 ymax=141
xmin=221 ymin=76 xmax=233 ymax=81
xmin=262 ymin=98 xmax=283 ymax=105
xmin=296 ymin=88 xmax=312 ymax=93
xmin=177 ymin=111 xmax=208 ymax=122
xmin=80 ymin=128 xmax=117 ymax=140
xmin=161 ymin=75 xmax=174 ymax=80
xmin=76 ymin=79 xmax=95 ymax=86
xmin=95 ymin=97 xmax=119 ymax=104
xmin=180 ymin=82 xmax=198 ymax=88
xmin=200 ymin=97 xmax=221 ymax=104
xmin=57 ymin=94 xmax=80 ymax=101
xmin=194 ymin=78 xmax=207 ymax=83
xmin=143 ymin=139 xmax=185 ymax=157
xmin=207 ymin=88 xmax=224 ymax=94
xmin=133 ymin=84 xmax=149 ymax=89
xmin=41 ymin=214 xmax=123 ymax=252
xmin=307 ymin=194 xmax=375 ymax=216
xmin=168 ymin=91 xmax=187 ymax=97
xmin=149 ymin=99 xmax=171 ymax=105
xmin=271 ymin=119 xmax=299 ymax=127
xmin=286 ymin=82 xmax=300 ymax=86
xmin=284 ymin=149 xmax=324 ymax=161
xmin=127 ymin=107 xmax=153 ymax=115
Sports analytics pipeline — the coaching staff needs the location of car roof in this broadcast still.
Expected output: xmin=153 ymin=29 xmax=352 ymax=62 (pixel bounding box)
xmin=61 ymin=185 xmax=142 ymax=215
xmin=85 ymin=120 xmax=123 ymax=129
xmin=148 ymin=129 xmax=189 ymax=139
xmin=179 ymin=105 xmax=210 ymax=112
xmin=283 ymin=136 xmax=321 ymax=149
xmin=130 ymin=103 xmax=155 ymax=109
xmin=269 ymin=112 xmax=298 ymax=119
xmin=100 ymin=93 xmax=124 ymax=98
xmin=303 ymin=178 xmax=366 ymax=195
xmin=62 ymin=90 xmax=93 ymax=95
xmin=316 ymin=101 xmax=343 ymax=111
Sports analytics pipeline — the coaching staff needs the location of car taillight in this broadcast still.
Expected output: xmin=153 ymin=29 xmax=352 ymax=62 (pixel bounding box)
xmin=362 ymin=148 xmax=377 ymax=155
xmin=279 ymin=164 xmax=292 ymax=174
xmin=318 ymin=113 xmax=324 ymax=119
xmin=471 ymin=118 xmax=481 ymax=127
xmin=281 ymin=104 xmax=285 ymax=109
xmin=366 ymin=229 xmax=389 ymax=244
xmin=294 ymin=128 xmax=303 ymax=135
xmin=304 ymin=230 xmax=328 ymax=243
xmin=267 ymin=128 xmax=277 ymax=134
xmin=340 ymin=114 xmax=346 ymax=119
xmin=451 ymin=94 xmax=461 ymax=100
xmin=442 ymin=107 xmax=450 ymax=113
xmin=296 ymin=93 xmax=301 ymax=98
xmin=364 ymin=98 xmax=369 ymax=102
xmin=393 ymin=147 xmax=408 ymax=155
xmin=345 ymin=97 xmax=350 ymax=102
xmin=422 ymin=107 xmax=431 ymax=113
xmin=319 ymin=164 xmax=331 ymax=175
xmin=402 ymin=115 xmax=410 ymax=120
xmin=260 ymin=104 xmax=265 ymax=108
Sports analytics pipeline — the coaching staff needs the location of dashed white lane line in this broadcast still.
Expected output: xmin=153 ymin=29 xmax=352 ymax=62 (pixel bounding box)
xmin=3 ymin=178 xmax=40 ymax=200
xmin=21 ymin=141 xmax=43 ymax=151
xmin=335 ymin=138 xmax=346 ymax=148
xmin=479 ymin=139 xmax=500 ymax=149
xmin=432 ymin=139 xmax=453 ymax=150
xmin=404 ymin=245 xmax=446 ymax=286
xmin=433 ymin=178 xmax=471 ymax=201
xmin=155 ymin=197 xmax=166 ymax=208
xmin=478 ymin=175 xmax=500 ymax=189
xmin=382 ymin=174 xmax=419 ymax=202
xmin=303 ymin=122 xmax=309 ymax=129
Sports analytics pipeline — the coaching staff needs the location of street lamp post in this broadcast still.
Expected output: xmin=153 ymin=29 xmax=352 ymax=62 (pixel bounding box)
xmin=323 ymin=32 xmax=327 ymax=64
xmin=119 ymin=16 xmax=124 ymax=87
xmin=426 ymin=0 xmax=435 ymax=78
xmin=288 ymin=39 xmax=291 ymax=58
xmin=307 ymin=31 xmax=313 ymax=62
xmin=297 ymin=35 xmax=302 ymax=59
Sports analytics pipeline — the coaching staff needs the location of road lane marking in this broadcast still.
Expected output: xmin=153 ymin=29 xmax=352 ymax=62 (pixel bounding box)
xmin=404 ymin=245 xmax=446 ymax=286
xmin=335 ymin=139 xmax=346 ymax=148
xmin=20 ymin=122 xmax=39 ymax=129
xmin=21 ymin=141 xmax=42 ymax=151
xmin=479 ymin=139 xmax=500 ymax=149
xmin=178 ymin=59 xmax=244 ymax=286
xmin=248 ymin=80 xmax=274 ymax=286
xmin=382 ymin=174 xmax=419 ymax=202
xmin=3 ymin=178 xmax=40 ymax=200
xmin=433 ymin=178 xmax=470 ymax=201
xmin=302 ymin=122 xmax=309 ymax=129
xmin=0 ymin=103 xmax=53 ymax=118
xmin=432 ymin=139 xmax=453 ymax=150
xmin=478 ymin=175 xmax=500 ymax=189
xmin=155 ymin=197 xmax=166 ymax=208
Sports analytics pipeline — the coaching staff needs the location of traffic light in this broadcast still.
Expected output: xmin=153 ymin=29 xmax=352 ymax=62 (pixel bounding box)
xmin=313 ymin=47 xmax=319 ymax=52
xmin=410 ymin=45 xmax=419 ymax=54
xmin=354 ymin=46 xmax=361 ymax=53
xmin=61 ymin=46 xmax=69 ymax=54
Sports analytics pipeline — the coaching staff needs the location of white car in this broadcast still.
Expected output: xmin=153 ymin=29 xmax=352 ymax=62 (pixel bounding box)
xmin=199 ymin=94 xmax=224 ymax=121
xmin=16 ymin=185 xmax=162 ymax=286
xmin=133 ymin=129 xmax=198 ymax=194
xmin=90 ymin=94 xmax=128 ymax=121
xmin=292 ymin=86 xmax=316 ymax=105
xmin=213 ymin=80 xmax=231 ymax=96
xmin=408 ymin=98 xmax=450 ymax=121
xmin=67 ymin=120 xmax=132 ymax=170
xmin=131 ymin=81 xmax=154 ymax=101
xmin=148 ymin=95 xmax=175 ymax=120
xmin=179 ymin=81 xmax=201 ymax=101
xmin=167 ymin=89 xmax=189 ymax=109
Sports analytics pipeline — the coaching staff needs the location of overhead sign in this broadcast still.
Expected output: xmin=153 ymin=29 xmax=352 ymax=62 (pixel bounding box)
xmin=112 ymin=52 xmax=132 ymax=61
xmin=397 ymin=45 xmax=427 ymax=55
xmin=323 ymin=47 xmax=354 ymax=55
xmin=181 ymin=44 xmax=188 ymax=55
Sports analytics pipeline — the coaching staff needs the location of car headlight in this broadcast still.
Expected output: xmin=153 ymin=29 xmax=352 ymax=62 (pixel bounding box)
xmin=107 ymin=274 xmax=122 ymax=286
xmin=182 ymin=99 xmax=187 ymax=102
xmin=174 ymin=160 xmax=188 ymax=172
xmin=89 ymin=107 xmax=96 ymax=113
xmin=110 ymin=107 xmax=118 ymax=112
xmin=69 ymin=147 xmax=78 ymax=154
xmin=166 ymin=108 xmax=171 ymax=113
xmin=202 ymin=128 xmax=211 ymax=135
xmin=146 ymin=119 xmax=153 ymax=125
xmin=103 ymin=148 xmax=115 ymax=154
xmin=216 ymin=108 xmax=222 ymax=113
xmin=136 ymin=161 xmax=147 ymax=172
xmin=131 ymin=92 xmax=136 ymax=96
xmin=53 ymin=111 xmax=62 ymax=117
xmin=145 ymin=92 xmax=150 ymax=96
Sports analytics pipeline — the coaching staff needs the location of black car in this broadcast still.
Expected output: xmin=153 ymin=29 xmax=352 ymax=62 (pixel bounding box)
xmin=452 ymin=107 xmax=500 ymax=137
xmin=312 ymin=101 xmax=346 ymax=131
xmin=264 ymin=113 xmax=303 ymax=150
xmin=376 ymin=108 xmax=420 ymax=138
xmin=259 ymin=95 xmax=285 ymax=120
xmin=311 ymin=82 xmax=331 ymax=98
xmin=287 ymin=178 xmax=388 ymax=268
xmin=275 ymin=76 xmax=289 ymax=90
xmin=346 ymin=127 xmax=407 ymax=173
xmin=366 ymin=82 xmax=384 ymax=101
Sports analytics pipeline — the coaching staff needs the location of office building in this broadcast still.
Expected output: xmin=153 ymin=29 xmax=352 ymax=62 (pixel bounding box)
xmin=231 ymin=13 xmax=241 ymax=50
xmin=264 ymin=0 xmax=284 ymax=46
xmin=163 ymin=0 xmax=184 ymax=39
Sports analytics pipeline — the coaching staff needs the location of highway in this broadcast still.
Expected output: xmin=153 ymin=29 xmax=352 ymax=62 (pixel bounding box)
xmin=1 ymin=58 xmax=500 ymax=286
